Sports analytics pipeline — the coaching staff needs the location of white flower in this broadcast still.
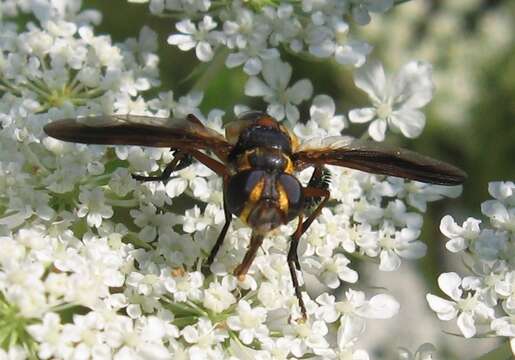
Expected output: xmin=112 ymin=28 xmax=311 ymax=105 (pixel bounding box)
xmin=440 ymin=215 xmax=481 ymax=253
xmin=76 ymin=188 xmax=113 ymax=228
xmin=107 ymin=316 xmax=172 ymax=359
xmin=481 ymin=181 xmax=515 ymax=233
xmin=307 ymin=19 xmax=372 ymax=67
xmin=61 ymin=312 xmax=110 ymax=359
xmin=316 ymin=290 xmax=400 ymax=324
xmin=491 ymin=314 xmax=515 ymax=337
xmin=225 ymin=41 xmax=279 ymax=76
xmin=295 ymin=94 xmax=347 ymax=137
xmin=287 ymin=320 xmax=331 ymax=357
xmin=148 ymin=90 xmax=203 ymax=118
xmin=202 ymin=281 xmax=236 ymax=313
xmin=349 ymin=60 xmax=434 ymax=141
xmin=181 ymin=318 xmax=228 ymax=356
xmin=262 ymin=4 xmax=301 ymax=47
xmin=378 ymin=227 xmax=426 ymax=271
xmin=245 ymin=59 xmax=313 ymax=123
xmin=260 ymin=336 xmax=294 ymax=359
xmin=222 ymin=5 xmax=270 ymax=49
xmin=167 ymin=16 xmax=219 ymax=62
xmin=164 ymin=271 xmax=204 ymax=302
xmin=182 ymin=204 xmax=225 ymax=234
xmin=305 ymin=253 xmax=358 ymax=289
xmin=227 ymin=300 xmax=268 ymax=344
xmin=27 ymin=312 xmax=63 ymax=359
xmin=426 ymin=272 xmax=495 ymax=338
xmin=165 ymin=161 xmax=214 ymax=200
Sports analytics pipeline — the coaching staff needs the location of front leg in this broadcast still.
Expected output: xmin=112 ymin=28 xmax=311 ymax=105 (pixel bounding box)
xmin=233 ymin=232 xmax=265 ymax=280
xmin=206 ymin=195 xmax=233 ymax=267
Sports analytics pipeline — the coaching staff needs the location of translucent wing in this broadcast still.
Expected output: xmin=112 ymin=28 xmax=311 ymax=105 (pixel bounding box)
xmin=293 ymin=136 xmax=467 ymax=185
xmin=44 ymin=115 xmax=233 ymax=161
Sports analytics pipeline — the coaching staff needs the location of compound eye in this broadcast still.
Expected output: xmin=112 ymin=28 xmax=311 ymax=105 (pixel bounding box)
xmin=225 ymin=170 xmax=265 ymax=216
xmin=277 ymin=174 xmax=304 ymax=221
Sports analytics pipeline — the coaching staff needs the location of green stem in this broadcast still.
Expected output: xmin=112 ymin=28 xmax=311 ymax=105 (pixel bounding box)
xmin=105 ymin=198 xmax=139 ymax=208
xmin=394 ymin=0 xmax=414 ymax=5
xmin=186 ymin=300 xmax=209 ymax=317
xmin=191 ymin=47 xmax=230 ymax=93
xmin=359 ymin=130 xmax=370 ymax=140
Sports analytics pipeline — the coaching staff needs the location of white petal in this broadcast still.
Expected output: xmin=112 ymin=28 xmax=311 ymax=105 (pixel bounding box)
xmin=225 ymin=53 xmax=246 ymax=68
xmin=390 ymin=109 xmax=425 ymax=138
xmin=334 ymin=42 xmax=371 ymax=67
xmin=176 ymin=19 xmax=196 ymax=34
xmin=167 ymin=34 xmax=196 ymax=50
xmin=263 ymin=60 xmax=291 ymax=90
xmin=243 ymin=58 xmax=262 ymax=76
xmin=285 ymin=103 xmax=300 ymax=123
xmin=165 ymin=179 xmax=188 ymax=197
xmin=439 ymin=215 xmax=461 ymax=238
xmin=311 ymin=94 xmax=335 ymax=116
xmin=286 ymin=79 xmax=313 ymax=104
xmin=356 ymin=294 xmax=399 ymax=319
xmin=379 ymin=249 xmax=401 ymax=271
xmin=239 ymin=329 xmax=254 ymax=345
xmin=337 ymin=316 xmax=366 ymax=348
xmin=445 ymin=238 xmax=467 ymax=253
xmin=245 ymin=77 xmax=274 ymax=97
xmin=368 ymin=119 xmax=387 ymax=142
xmin=267 ymin=103 xmax=285 ymax=120
xmin=397 ymin=241 xmax=427 ymax=259
xmin=481 ymin=200 xmax=509 ymax=222
xmin=438 ymin=272 xmax=463 ymax=300
xmin=488 ymin=181 xmax=514 ymax=200
xmin=349 ymin=108 xmax=376 ymax=123
xmin=196 ymin=42 xmax=214 ymax=62
xmin=426 ymin=294 xmax=458 ymax=320
xmin=457 ymin=312 xmax=476 ymax=338
xmin=393 ymin=61 xmax=434 ymax=108
xmin=354 ymin=60 xmax=386 ymax=102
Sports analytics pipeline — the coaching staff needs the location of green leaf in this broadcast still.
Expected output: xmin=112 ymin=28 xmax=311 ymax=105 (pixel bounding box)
xmin=476 ymin=341 xmax=513 ymax=360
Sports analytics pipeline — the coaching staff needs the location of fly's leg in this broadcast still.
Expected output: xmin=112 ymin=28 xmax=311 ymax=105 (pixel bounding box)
xmin=233 ymin=232 xmax=265 ymax=280
xmin=206 ymin=196 xmax=232 ymax=267
xmin=131 ymin=149 xmax=193 ymax=183
xmin=288 ymin=186 xmax=330 ymax=320
xmin=304 ymin=166 xmax=331 ymax=208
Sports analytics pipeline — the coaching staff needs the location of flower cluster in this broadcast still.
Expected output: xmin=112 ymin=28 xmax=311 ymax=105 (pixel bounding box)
xmin=427 ymin=182 xmax=515 ymax=349
xmin=0 ymin=0 xmax=492 ymax=359
xmin=157 ymin=0 xmax=392 ymax=70
xmin=359 ymin=0 xmax=514 ymax=125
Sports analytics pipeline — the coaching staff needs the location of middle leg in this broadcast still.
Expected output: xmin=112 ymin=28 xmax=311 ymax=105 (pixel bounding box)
xmin=131 ymin=149 xmax=192 ymax=183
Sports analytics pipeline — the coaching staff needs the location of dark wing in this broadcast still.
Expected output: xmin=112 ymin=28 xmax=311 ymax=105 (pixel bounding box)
xmin=293 ymin=136 xmax=467 ymax=185
xmin=43 ymin=115 xmax=233 ymax=161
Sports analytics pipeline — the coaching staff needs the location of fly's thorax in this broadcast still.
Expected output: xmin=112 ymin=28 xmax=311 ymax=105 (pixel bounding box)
xmin=234 ymin=147 xmax=294 ymax=174
xmin=227 ymin=117 xmax=297 ymax=161
xmin=224 ymin=170 xmax=304 ymax=233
